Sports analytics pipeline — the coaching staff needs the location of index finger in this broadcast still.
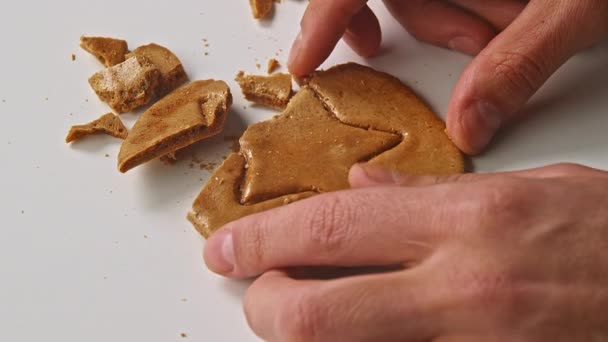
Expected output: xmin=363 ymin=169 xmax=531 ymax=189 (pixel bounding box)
xmin=288 ymin=0 xmax=372 ymax=76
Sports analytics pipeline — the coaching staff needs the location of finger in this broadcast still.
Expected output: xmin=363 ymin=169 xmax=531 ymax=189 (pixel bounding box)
xmin=446 ymin=0 xmax=608 ymax=154
xmin=383 ymin=0 xmax=497 ymax=56
xmin=244 ymin=270 xmax=440 ymax=342
xmin=288 ymin=0 xmax=369 ymax=77
xmin=342 ymin=5 xmax=382 ymax=58
xmin=349 ymin=163 xmax=608 ymax=188
xmin=204 ymin=186 xmax=460 ymax=278
xmin=448 ymin=0 xmax=526 ymax=30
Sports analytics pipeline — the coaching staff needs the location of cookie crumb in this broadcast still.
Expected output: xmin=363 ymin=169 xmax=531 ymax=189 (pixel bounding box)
xmin=267 ymin=58 xmax=280 ymax=74
xmin=144 ymin=235 xmax=149 ymax=239
xmin=71 ymin=54 xmax=76 ymax=61
xmin=181 ymin=298 xmax=188 ymax=302
xmin=204 ymin=52 xmax=209 ymax=56
xmin=180 ymin=333 xmax=188 ymax=338
xmin=105 ymin=154 xmax=110 ymax=158
xmin=256 ymin=63 xmax=261 ymax=69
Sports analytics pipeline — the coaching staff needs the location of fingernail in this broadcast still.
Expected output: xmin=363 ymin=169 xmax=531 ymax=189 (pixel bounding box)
xmin=448 ymin=36 xmax=482 ymax=56
xmin=288 ymin=31 xmax=303 ymax=69
xmin=204 ymin=230 xmax=235 ymax=274
xmin=463 ymin=100 xmax=502 ymax=153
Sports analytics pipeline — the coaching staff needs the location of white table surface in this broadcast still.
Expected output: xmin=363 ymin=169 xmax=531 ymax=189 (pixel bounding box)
xmin=0 ymin=1 xmax=606 ymax=341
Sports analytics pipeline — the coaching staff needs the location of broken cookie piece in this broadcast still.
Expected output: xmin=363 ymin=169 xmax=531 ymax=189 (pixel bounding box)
xmin=128 ymin=43 xmax=188 ymax=97
xmin=117 ymin=80 xmax=232 ymax=173
xmin=80 ymin=36 xmax=129 ymax=67
xmin=66 ymin=112 xmax=128 ymax=143
xmin=88 ymin=55 xmax=161 ymax=114
xmin=267 ymin=58 xmax=280 ymax=74
xmin=236 ymin=72 xmax=292 ymax=110
xmin=249 ymin=0 xmax=273 ymax=19
xmin=190 ymin=63 xmax=464 ymax=237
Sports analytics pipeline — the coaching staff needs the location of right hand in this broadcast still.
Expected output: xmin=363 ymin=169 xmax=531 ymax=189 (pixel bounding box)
xmin=287 ymin=0 xmax=608 ymax=155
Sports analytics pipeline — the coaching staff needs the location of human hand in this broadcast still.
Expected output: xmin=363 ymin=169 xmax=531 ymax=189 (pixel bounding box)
xmin=287 ymin=0 xmax=608 ymax=155
xmin=204 ymin=163 xmax=608 ymax=341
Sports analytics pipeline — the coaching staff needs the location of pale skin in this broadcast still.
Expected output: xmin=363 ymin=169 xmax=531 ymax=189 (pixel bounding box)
xmin=204 ymin=1 xmax=608 ymax=341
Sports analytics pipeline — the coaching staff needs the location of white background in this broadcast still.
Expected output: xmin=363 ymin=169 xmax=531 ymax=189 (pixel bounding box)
xmin=0 ymin=1 xmax=606 ymax=341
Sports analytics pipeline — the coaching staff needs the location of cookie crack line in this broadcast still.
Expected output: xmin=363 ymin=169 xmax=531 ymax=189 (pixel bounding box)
xmin=307 ymin=84 xmax=407 ymax=138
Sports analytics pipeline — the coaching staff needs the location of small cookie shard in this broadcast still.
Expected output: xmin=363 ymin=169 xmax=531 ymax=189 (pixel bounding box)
xmin=88 ymin=55 xmax=161 ymax=113
xmin=118 ymin=80 xmax=232 ymax=173
xmin=188 ymin=153 xmax=316 ymax=238
xmin=305 ymin=63 xmax=464 ymax=174
xmin=267 ymin=58 xmax=280 ymax=74
xmin=190 ymin=63 xmax=464 ymax=237
xmin=249 ymin=0 xmax=273 ymax=19
xmin=66 ymin=113 xmax=128 ymax=143
xmin=240 ymin=88 xmax=401 ymax=204
xmin=236 ymin=72 xmax=292 ymax=110
xmin=128 ymin=43 xmax=188 ymax=97
xmin=80 ymin=36 xmax=128 ymax=67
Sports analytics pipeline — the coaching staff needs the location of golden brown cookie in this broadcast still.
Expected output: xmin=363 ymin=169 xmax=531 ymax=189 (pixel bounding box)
xmin=236 ymin=72 xmax=292 ymax=110
xmin=80 ymin=36 xmax=129 ymax=67
xmin=88 ymin=55 xmax=161 ymax=114
xmin=128 ymin=43 xmax=188 ymax=97
xmin=189 ymin=63 xmax=464 ymax=237
xmin=66 ymin=113 xmax=128 ymax=143
xmin=118 ymin=80 xmax=232 ymax=173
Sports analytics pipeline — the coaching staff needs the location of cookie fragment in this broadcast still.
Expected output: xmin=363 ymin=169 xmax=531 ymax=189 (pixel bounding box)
xmin=80 ymin=36 xmax=128 ymax=67
xmin=267 ymin=58 xmax=280 ymax=74
xmin=249 ymin=0 xmax=273 ymax=19
xmin=118 ymin=80 xmax=232 ymax=173
xmin=128 ymin=43 xmax=188 ymax=97
xmin=88 ymin=55 xmax=161 ymax=113
xmin=66 ymin=113 xmax=128 ymax=143
xmin=235 ymin=72 xmax=292 ymax=110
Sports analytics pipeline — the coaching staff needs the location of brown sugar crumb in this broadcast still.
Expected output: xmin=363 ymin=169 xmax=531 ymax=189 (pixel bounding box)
xmin=88 ymin=55 xmax=161 ymax=114
xmin=80 ymin=36 xmax=128 ymax=67
xmin=267 ymin=58 xmax=280 ymax=74
xmin=199 ymin=161 xmax=219 ymax=172
xmin=235 ymin=71 xmax=293 ymax=110
xmin=256 ymin=63 xmax=261 ymax=70
xmin=71 ymin=54 xmax=76 ymax=61
xmin=66 ymin=113 xmax=129 ymax=143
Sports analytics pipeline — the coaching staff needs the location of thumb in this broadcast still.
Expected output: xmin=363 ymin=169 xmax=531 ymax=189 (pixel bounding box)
xmin=348 ymin=164 xmax=481 ymax=187
xmin=447 ymin=0 xmax=608 ymax=155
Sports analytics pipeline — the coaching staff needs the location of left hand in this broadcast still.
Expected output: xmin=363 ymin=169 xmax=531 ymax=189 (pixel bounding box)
xmin=204 ymin=163 xmax=608 ymax=342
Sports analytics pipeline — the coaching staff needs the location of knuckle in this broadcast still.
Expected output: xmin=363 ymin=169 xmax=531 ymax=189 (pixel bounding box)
xmin=277 ymin=292 xmax=327 ymax=342
xmin=547 ymin=163 xmax=590 ymax=176
xmin=489 ymin=50 xmax=547 ymax=97
xmin=306 ymin=194 xmax=356 ymax=253
xmin=476 ymin=179 xmax=533 ymax=230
